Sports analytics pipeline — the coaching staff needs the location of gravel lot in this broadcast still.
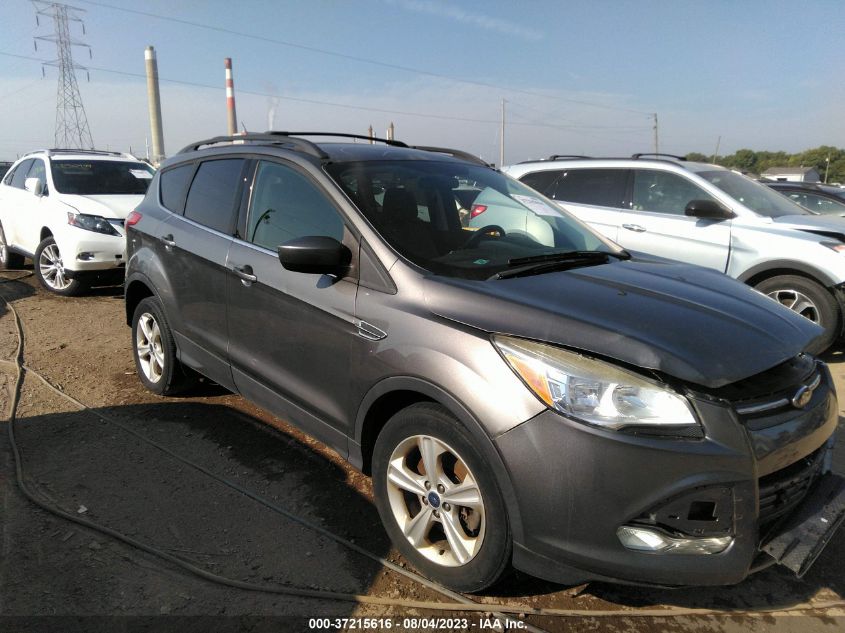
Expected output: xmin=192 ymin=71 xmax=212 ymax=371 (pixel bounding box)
xmin=1 ymin=272 xmax=844 ymax=632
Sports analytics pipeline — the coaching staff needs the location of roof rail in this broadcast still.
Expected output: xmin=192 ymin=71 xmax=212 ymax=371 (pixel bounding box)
xmin=548 ymin=154 xmax=590 ymax=160
xmin=178 ymin=133 xmax=330 ymax=159
xmin=271 ymin=131 xmax=409 ymax=148
xmin=47 ymin=148 xmax=125 ymax=157
xmin=631 ymin=152 xmax=686 ymax=161
xmin=411 ymin=146 xmax=491 ymax=167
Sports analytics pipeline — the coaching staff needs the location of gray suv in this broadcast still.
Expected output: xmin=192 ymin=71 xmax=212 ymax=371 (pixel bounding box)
xmin=125 ymin=133 xmax=844 ymax=592
xmin=504 ymin=155 xmax=845 ymax=354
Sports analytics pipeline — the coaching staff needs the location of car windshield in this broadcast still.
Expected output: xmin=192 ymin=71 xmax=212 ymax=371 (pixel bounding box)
xmin=326 ymin=159 xmax=620 ymax=280
xmin=699 ymin=170 xmax=808 ymax=218
xmin=51 ymin=160 xmax=155 ymax=195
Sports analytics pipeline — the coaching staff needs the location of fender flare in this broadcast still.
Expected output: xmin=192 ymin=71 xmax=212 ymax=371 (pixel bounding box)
xmin=737 ymin=259 xmax=839 ymax=288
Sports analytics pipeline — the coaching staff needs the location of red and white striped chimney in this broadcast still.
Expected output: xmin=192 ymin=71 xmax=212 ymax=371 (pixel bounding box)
xmin=224 ymin=57 xmax=237 ymax=136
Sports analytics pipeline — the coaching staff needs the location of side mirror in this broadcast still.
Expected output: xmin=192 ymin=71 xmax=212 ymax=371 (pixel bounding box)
xmin=277 ymin=236 xmax=351 ymax=275
xmin=684 ymin=199 xmax=734 ymax=219
xmin=24 ymin=177 xmax=44 ymax=197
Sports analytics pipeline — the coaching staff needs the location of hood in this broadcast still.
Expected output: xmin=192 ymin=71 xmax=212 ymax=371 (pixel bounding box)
xmin=424 ymin=259 xmax=821 ymax=388
xmin=58 ymin=194 xmax=143 ymax=219
xmin=772 ymin=213 xmax=845 ymax=237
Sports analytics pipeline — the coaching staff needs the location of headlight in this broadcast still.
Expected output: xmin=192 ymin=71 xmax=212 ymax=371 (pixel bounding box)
xmin=67 ymin=212 xmax=121 ymax=236
xmin=493 ymin=335 xmax=701 ymax=437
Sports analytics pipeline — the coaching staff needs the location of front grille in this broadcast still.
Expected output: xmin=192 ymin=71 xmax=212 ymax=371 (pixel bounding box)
xmin=758 ymin=445 xmax=826 ymax=526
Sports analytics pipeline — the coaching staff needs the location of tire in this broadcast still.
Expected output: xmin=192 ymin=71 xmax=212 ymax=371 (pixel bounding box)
xmin=754 ymin=275 xmax=839 ymax=355
xmin=372 ymin=403 xmax=511 ymax=592
xmin=131 ymin=296 xmax=194 ymax=395
xmin=0 ymin=222 xmax=24 ymax=270
xmin=34 ymin=236 xmax=84 ymax=296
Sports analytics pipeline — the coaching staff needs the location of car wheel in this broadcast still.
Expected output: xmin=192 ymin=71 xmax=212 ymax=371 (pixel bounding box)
xmin=755 ymin=275 xmax=839 ymax=354
xmin=0 ymin=222 xmax=24 ymax=270
xmin=34 ymin=236 xmax=84 ymax=296
xmin=132 ymin=296 xmax=194 ymax=395
xmin=372 ymin=403 xmax=511 ymax=592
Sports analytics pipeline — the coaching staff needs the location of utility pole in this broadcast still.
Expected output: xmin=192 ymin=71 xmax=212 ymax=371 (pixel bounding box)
xmin=712 ymin=136 xmax=721 ymax=164
xmin=32 ymin=1 xmax=93 ymax=149
xmin=500 ymin=99 xmax=506 ymax=168
xmin=144 ymin=46 xmax=165 ymax=165
xmin=652 ymin=113 xmax=659 ymax=155
xmin=825 ymin=153 xmax=831 ymax=184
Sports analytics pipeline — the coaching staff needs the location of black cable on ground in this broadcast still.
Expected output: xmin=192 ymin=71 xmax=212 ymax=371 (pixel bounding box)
xmin=2 ymin=278 xmax=844 ymax=619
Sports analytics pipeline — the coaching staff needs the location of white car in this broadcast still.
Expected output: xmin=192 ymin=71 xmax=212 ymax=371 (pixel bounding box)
xmin=0 ymin=149 xmax=155 ymax=295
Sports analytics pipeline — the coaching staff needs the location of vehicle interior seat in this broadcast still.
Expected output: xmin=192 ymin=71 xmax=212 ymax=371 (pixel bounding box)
xmin=379 ymin=187 xmax=439 ymax=260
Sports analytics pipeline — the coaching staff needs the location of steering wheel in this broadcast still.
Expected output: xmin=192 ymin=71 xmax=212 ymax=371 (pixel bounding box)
xmin=463 ymin=225 xmax=507 ymax=249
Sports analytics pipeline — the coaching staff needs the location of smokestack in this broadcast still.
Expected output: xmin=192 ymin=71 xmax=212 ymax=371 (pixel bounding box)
xmin=144 ymin=46 xmax=165 ymax=165
xmin=225 ymin=57 xmax=237 ymax=136
xmin=368 ymin=125 xmax=374 ymax=144
xmin=387 ymin=121 xmax=394 ymax=141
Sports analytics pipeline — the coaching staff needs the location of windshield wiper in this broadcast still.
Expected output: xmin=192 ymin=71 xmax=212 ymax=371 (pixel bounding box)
xmin=492 ymin=250 xmax=625 ymax=280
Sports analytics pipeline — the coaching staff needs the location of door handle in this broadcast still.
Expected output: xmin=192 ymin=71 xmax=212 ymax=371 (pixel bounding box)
xmin=159 ymin=234 xmax=176 ymax=248
xmin=231 ymin=264 xmax=257 ymax=285
xmin=622 ymin=224 xmax=646 ymax=233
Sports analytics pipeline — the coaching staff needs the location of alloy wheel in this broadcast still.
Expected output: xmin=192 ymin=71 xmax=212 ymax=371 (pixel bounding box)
xmin=385 ymin=434 xmax=486 ymax=567
xmin=136 ymin=312 xmax=165 ymax=383
xmin=38 ymin=243 xmax=72 ymax=290
xmin=767 ymin=288 xmax=820 ymax=324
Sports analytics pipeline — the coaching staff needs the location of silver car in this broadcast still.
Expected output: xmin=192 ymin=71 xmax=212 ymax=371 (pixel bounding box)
xmin=504 ymin=155 xmax=845 ymax=353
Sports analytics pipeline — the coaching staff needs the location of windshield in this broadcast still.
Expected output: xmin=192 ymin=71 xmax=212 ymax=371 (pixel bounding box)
xmin=698 ymin=170 xmax=808 ymax=218
xmin=51 ymin=160 xmax=155 ymax=195
xmin=326 ymin=160 xmax=620 ymax=280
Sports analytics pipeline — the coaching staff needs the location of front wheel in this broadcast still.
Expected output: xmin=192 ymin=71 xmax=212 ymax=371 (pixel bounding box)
xmin=34 ymin=236 xmax=84 ymax=296
xmin=755 ymin=275 xmax=839 ymax=354
xmin=372 ymin=403 xmax=511 ymax=592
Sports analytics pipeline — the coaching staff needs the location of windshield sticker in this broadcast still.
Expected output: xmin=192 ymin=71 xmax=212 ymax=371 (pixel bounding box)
xmin=130 ymin=169 xmax=153 ymax=179
xmin=511 ymin=194 xmax=562 ymax=217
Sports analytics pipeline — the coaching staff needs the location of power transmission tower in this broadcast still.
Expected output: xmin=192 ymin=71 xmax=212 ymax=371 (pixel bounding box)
xmin=32 ymin=1 xmax=94 ymax=149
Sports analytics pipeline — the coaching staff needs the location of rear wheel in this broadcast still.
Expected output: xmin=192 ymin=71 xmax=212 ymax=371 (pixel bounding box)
xmin=372 ymin=403 xmax=511 ymax=592
xmin=0 ymin=222 xmax=25 ymax=270
xmin=34 ymin=236 xmax=84 ymax=296
xmin=755 ymin=275 xmax=839 ymax=354
xmin=132 ymin=296 xmax=195 ymax=395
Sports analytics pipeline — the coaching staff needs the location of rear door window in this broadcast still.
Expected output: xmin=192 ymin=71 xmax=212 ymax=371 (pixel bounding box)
xmin=549 ymin=168 xmax=628 ymax=207
xmin=520 ymin=170 xmax=562 ymax=197
xmin=184 ymin=159 xmax=246 ymax=234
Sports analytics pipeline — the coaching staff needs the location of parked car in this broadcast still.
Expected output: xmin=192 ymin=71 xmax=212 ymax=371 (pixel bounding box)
xmin=125 ymin=133 xmax=843 ymax=592
xmin=0 ymin=149 xmax=155 ymax=295
xmin=763 ymin=180 xmax=845 ymax=216
xmin=504 ymin=154 xmax=845 ymax=353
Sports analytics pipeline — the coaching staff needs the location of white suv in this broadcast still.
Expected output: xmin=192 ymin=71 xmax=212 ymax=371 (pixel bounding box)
xmin=504 ymin=155 xmax=845 ymax=353
xmin=0 ymin=149 xmax=154 ymax=295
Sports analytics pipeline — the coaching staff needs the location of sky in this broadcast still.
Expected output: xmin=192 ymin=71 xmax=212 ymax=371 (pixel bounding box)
xmin=1 ymin=0 xmax=844 ymax=165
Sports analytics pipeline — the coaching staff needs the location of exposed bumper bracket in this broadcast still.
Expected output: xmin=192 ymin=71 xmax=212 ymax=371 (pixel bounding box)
xmin=761 ymin=473 xmax=845 ymax=577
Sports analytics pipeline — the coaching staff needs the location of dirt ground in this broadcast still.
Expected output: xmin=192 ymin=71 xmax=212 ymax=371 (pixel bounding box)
xmin=1 ymin=272 xmax=844 ymax=633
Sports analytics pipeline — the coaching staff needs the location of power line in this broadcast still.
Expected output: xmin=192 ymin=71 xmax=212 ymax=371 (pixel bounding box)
xmin=75 ymin=0 xmax=652 ymax=116
xmin=0 ymin=51 xmax=651 ymax=135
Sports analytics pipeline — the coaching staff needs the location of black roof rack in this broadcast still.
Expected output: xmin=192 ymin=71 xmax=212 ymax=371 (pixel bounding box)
xmin=548 ymin=154 xmax=590 ymax=160
xmin=178 ymin=131 xmax=414 ymax=158
xmin=411 ymin=146 xmax=491 ymax=167
xmin=631 ymin=152 xmax=686 ymax=161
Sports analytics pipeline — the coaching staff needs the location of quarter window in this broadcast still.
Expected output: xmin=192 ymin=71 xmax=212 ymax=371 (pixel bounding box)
xmin=632 ymin=170 xmax=716 ymax=215
xmin=550 ymin=169 xmax=628 ymax=208
xmin=160 ymin=163 xmax=195 ymax=213
xmin=184 ymin=159 xmax=246 ymax=233
xmin=247 ymin=161 xmax=344 ymax=250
